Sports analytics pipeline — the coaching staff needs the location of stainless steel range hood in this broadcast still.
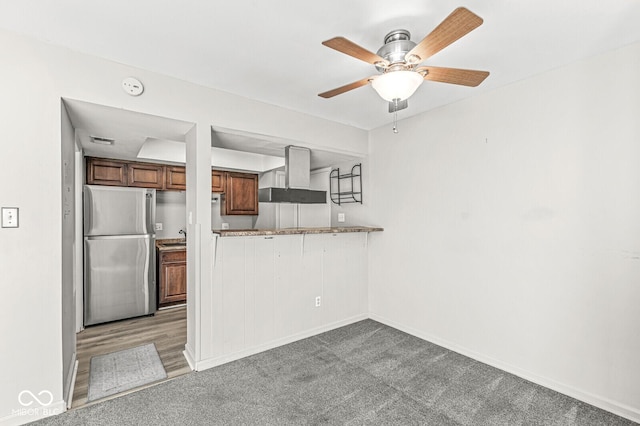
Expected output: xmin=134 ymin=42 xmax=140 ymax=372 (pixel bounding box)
xmin=258 ymin=146 xmax=327 ymax=204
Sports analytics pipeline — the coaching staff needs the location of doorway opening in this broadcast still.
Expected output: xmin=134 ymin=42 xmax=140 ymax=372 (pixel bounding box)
xmin=61 ymin=99 xmax=197 ymax=408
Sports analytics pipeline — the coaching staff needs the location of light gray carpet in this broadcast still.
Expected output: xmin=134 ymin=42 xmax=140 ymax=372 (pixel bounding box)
xmin=36 ymin=320 xmax=635 ymax=425
xmin=87 ymin=343 xmax=167 ymax=402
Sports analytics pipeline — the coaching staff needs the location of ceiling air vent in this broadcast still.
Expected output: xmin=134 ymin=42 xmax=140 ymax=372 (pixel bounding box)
xmin=90 ymin=136 xmax=115 ymax=145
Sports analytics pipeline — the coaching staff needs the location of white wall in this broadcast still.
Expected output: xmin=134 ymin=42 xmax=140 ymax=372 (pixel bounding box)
xmin=0 ymin=32 xmax=66 ymax=424
xmin=60 ymin=103 xmax=77 ymax=407
xmin=368 ymin=42 xmax=640 ymax=421
xmin=330 ymin=159 xmax=374 ymax=227
xmin=0 ymin=28 xmax=367 ymax=424
xmin=211 ymin=194 xmax=255 ymax=230
xmin=200 ymin=233 xmax=368 ymax=369
xmin=276 ymin=168 xmax=333 ymax=228
xmin=300 ymin=168 xmax=332 ymax=227
xmin=254 ymin=168 xmax=332 ymax=229
xmin=155 ymin=191 xmax=187 ymax=240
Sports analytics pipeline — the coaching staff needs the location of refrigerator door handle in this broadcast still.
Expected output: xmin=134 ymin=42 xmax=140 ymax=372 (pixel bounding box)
xmin=83 ymin=188 xmax=92 ymax=235
xmin=85 ymin=234 xmax=152 ymax=240
xmin=145 ymin=236 xmax=156 ymax=313
xmin=146 ymin=191 xmax=156 ymax=234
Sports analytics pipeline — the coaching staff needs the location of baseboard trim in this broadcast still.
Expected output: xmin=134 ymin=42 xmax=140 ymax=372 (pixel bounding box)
xmin=63 ymin=354 xmax=78 ymax=410
xmin=195 ymin=314 xmax=368 ymax=371
xmin=369 ymin=313 xmax=640 ymax=424
xmin=67 ymin=359 xmax=79 ymax=409
xmin=183 ymin=343 xmax=196 ymax=371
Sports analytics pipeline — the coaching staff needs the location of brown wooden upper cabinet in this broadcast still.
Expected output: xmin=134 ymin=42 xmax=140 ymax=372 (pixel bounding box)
xmin=87 ymin=159 xmax=259 ymax=212
xmin=86 ymin=158 xmax=127 ymax=186
xmin=87 ymin=157 xmax=164 ymax=189
xmin=165 ymin=168 xmax=227 ymax=192
xmin=211 ymin=170 xmax=225 ymax=193
xmin=128 ymin=162 xmax=165 ymax=189
xmin=223 ymin=172 xmax=259 ymax=215
xmin=165 ymin=166 xmax=186 ymax=191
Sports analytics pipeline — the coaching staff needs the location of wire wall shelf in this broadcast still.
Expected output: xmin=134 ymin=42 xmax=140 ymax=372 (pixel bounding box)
xmin=330 ymin=163 xmax=362 ymax=205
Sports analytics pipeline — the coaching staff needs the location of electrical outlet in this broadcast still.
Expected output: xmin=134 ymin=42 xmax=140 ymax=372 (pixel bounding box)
xmin=315 ymin=296 xmax=321 ymax=307
xmin=154 ymin=223 xmax=163 ymax=231
xmin=338 ymin=213 xmax=345 ymax=223
xmin=1 ymin=207 xmax=19 ymax=228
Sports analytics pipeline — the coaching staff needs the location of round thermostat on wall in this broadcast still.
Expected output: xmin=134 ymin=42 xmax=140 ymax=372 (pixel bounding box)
xmin=122 ymin=77 xmax=144 ymax=96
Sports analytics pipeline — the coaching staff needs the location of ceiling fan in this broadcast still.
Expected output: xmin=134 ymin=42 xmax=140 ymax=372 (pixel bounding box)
xmin=318 ymin=7 xmax=490 ymax=112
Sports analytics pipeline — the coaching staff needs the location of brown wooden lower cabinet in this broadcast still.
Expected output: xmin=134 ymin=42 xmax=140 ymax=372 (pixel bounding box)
xmin=158 ymin=249 xmax=186 ymax=308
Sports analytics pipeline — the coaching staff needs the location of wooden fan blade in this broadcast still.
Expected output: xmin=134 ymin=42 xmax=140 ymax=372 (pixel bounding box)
xmin=420 ymin=66 xmax=489 ymax=87
xmin=322 ymin=37 xmax=389 ymax=67
xmin=406 ymin=7 xmax=483 ymax=63
xmin=318 ymin=77 xmax=373 ymax=98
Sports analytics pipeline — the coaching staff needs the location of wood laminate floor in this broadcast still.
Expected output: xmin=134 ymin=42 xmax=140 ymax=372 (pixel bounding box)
xmin=72 ymin=305 xmax=190 ymax=409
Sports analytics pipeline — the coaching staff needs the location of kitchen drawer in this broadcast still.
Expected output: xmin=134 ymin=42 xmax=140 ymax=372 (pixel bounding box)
xmin=160 ymin=249 xmax=186 ymax=263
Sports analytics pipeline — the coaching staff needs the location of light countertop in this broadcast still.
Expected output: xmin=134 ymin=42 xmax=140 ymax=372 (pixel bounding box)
xmin=156 ymin=238 xmax=187 ymax=251
xmin=211 ymin=226 xmax=383 ymax=237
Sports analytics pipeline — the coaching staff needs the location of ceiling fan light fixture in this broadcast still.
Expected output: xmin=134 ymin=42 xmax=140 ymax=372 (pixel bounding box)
xmin=371 ymin=71 xmax=423 ymax=102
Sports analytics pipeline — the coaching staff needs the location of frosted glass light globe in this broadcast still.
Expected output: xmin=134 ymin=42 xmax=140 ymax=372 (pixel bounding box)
xmin=371 ymin=71 xmax=424 ymax=102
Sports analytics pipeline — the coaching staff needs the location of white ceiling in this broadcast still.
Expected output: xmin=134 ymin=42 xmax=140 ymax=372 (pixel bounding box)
xmin=64 ymin=99 xmax=194 ymax=161
xmin=3 ymin=1 xmax=640 ymax=130
xmin=64 ymin=98 xmax=361 ymax=171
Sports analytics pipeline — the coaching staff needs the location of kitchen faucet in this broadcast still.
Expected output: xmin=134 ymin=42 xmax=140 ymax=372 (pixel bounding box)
xmin=179 ymin=229 xmax=187 ymax=240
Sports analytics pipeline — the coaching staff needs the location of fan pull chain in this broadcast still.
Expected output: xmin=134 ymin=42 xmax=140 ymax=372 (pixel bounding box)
xmin=392 ymin=99 xmax=399 ymax=134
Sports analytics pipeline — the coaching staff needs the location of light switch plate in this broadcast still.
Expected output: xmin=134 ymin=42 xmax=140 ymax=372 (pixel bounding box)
xmin=2 ymin=207 xmax=19 ymax=228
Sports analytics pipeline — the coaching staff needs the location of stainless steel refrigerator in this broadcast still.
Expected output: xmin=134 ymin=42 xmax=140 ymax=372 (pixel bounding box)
xmin=83 ymin=184 xmax=156 ymax=326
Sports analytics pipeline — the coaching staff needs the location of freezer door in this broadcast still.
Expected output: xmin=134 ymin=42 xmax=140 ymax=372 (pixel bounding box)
xmin=84 ymin=235 xmax=156 ymax=326
xmin=84 ymin=185 xmax=156 ymax=236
